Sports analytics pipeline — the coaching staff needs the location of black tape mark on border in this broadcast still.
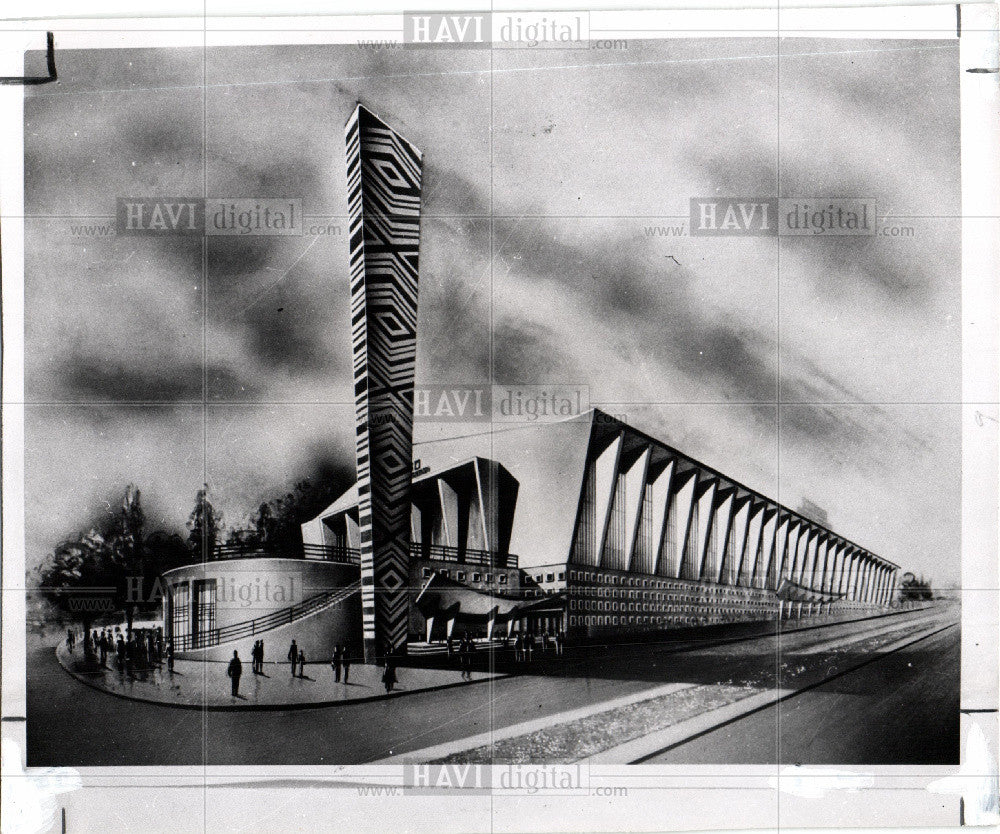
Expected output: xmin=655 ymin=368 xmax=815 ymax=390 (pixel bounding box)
xmin=0 ymin=32 xmax=57 ymax=86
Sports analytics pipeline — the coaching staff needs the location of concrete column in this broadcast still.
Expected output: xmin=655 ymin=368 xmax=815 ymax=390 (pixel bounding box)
xmin=446 ymin=617 xmax=457 ymax=638
xmin=507 ymin=619 xmax=515 ymax=638
xmin=425 ymin=616 xmax=434 ymax=642
xmin=863 ymin=560 xmax=875 ymax=603
xmin=487 ymin=618 xmax=495 ymax=640
xmin=845 ymin=550 xmax=858 ymax=600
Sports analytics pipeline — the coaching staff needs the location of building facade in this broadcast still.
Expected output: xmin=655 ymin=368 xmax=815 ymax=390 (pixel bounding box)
xmin=302 ymin=409 xmax=900 ymax=640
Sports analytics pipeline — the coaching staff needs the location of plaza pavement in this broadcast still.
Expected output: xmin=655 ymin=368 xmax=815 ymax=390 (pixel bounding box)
xmin=55 ymin=643 xmax=503 ymax=709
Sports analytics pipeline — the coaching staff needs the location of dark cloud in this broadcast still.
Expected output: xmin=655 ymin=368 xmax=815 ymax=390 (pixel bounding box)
xmin=58 ymin=355 xmax=261 ymax=402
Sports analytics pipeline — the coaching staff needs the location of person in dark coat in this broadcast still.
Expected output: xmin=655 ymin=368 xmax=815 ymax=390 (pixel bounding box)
xmin=466 ymin=637 xmax=476 ymax=678
xmin=227 ymin=651 xmax=242 ymax=696
xmin=342 ymin=648 xmax=351 ymax=684
xmin=116 ymin=636 xmax=126 ymax=672
xmin=382 ymin=657 xmax=397 ymax=693
xmin=66 ymin=629 xmax=75 ymax=653
xmin=297 ymin=649 xmax=306 ymax=678
xmin=555 ymin=630 xmax=565 ymax=655
xmin=165 ymin=640 xmax=174 ymax=673
xmin=513 ymin=633 xmax=523 ymax=662
xmin=287 ymin=640 xmax=298 ymax=676
xmin=332 ymin=645 xmax=342 ymax=682
xmin=257 ymin=640 xmax=265 ymax=673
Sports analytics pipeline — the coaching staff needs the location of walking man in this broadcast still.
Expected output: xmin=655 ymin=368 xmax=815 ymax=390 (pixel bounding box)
xmin=382 ymin=657 xmax=397 ymax=693
xmin=332 ymin=645 xmax=342 ymax=682
xmin=466 ymin=637 xmax=476 ymax=679
xmin=287 ymin=640 xmax=298 ymax=676
xmin=227 ymin=650 xmax=242 ymax=697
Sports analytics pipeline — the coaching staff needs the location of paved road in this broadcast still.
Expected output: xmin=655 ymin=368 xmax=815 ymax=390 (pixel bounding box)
xmin=26 ymin=608 xmax=959 ymax=766
xmin=642 ymin=624 xmax=960 ymax=765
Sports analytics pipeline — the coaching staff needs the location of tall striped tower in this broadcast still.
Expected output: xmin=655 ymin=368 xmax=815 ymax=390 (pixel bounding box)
xmin=345 ymin=104 xmax=422 ymax=663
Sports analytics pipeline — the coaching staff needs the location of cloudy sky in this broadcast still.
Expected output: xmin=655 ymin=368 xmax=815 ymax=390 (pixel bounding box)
xmin=23 ymin=37 xmax=961 ymax=584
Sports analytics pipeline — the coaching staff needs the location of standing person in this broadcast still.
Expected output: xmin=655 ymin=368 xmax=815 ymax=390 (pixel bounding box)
xmin=116 ymin=635 xmax=126 ymax=673
xmin=66 ymin=629 xmax=75 ymax=653
xmin=258 ymin=640 xmax=265 ymax=673
xmin=525 ymin=632 xmax=534 ymax=662
xmin=165 ymin=640 xmax=174 ymax=674
xmin=513 ymin=633 xmax=523 ymax=662
xmin=287 ymin=640 xmax=298 ymax=677
xmin=555 ymin=630 xmax=564 ymax=656
xmin=297 ymin=649 xmax=306 ymax=678
xmin=342 ymin=648 xmax=351 ymax=684
xmin=227 ymin=650 xmax=242 ymax=697
xmin=542 ymin=629 xmax=550 ymax=653
xmin=332 ymin=645 xmax=342 ymax=683
xmin=466 ymin=637 xmax=476 ymax=678
xmin=382 ymin=657 xmax=397 ymax=694
xmin=98 ymin=631 xmax=107 ymax=666
xmin=446 ymin=634 xmax=454 ymax=658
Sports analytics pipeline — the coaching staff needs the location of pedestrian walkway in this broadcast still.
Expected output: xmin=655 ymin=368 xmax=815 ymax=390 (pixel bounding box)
xmin=55 ymin=643 xmax=502 ymax=710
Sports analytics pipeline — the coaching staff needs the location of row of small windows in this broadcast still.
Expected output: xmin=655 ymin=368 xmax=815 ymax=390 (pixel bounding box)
xmin=533 ymin=572 xmax=566 ymax=584
xmin=570 ymin=599 xmax=777 ymax=614
xmin=567 ymin=613 xmax=777 ymax=628
xmin=568 ymin=569 xmax=775 ymax=595
xmin=422 ymin=567 xmax=508 ymax=584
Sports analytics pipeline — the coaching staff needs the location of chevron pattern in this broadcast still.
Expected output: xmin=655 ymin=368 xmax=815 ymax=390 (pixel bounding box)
xmin=345 ymin=104 xmax=422 ymax=663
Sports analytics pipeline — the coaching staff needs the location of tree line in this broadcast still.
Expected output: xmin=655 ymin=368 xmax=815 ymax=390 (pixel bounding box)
xmin=33 ymin=479 xmax=339 ymax=646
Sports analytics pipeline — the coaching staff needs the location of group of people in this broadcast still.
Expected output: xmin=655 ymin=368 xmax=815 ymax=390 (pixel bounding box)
xmin=439 ymin=628 xmax=565 ymax=668
xmin=67 ymin=626 xmax=174 ymax=678
xmin=225 ymin=639 xmax=365 ymax=697
xmin=286 ymin=640 xmax=307 ymax=677
xmin=512 ymin=629 xmax=564 ymax=662
xmin=330 ymin=644 xmax=352 ymax=683
xmin=447 ymin=634 xmax=478 ymax=679
xmin=250 ymin=640 xmax=266 ymax=674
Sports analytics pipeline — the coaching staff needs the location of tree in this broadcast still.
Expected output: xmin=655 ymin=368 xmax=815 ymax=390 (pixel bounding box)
xmin=254 ymin=501 xmax=277 ymax=550
xmin=187 ymin=484 xmax=222 ymax=557
xmin=899 ymin=572 xmax=934 ymax=602
xmin=112 ymin=484 xmax=147 ymax=632
xmin=35 ymin=529 xmax=116 ymax=659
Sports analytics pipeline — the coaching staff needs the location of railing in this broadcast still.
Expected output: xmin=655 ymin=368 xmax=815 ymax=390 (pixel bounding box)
xmin=172 ymin=579 xmax=362 ymax=652
xmin=411 ymin=542 xmax=518 ymax=569
xmin=210 ymin=542 xmax=361 ymax=565
xmin=206 ymin=541 xmax=516 ymax=569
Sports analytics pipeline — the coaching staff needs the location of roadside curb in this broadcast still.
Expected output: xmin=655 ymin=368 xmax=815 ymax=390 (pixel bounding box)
xmin=54 ymin=647 xmax=511 ymax=712
xmin=372 ymin=681 xmax=699 ymax=764
xmin=583 ymin=619 xmax=959 ymax=764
